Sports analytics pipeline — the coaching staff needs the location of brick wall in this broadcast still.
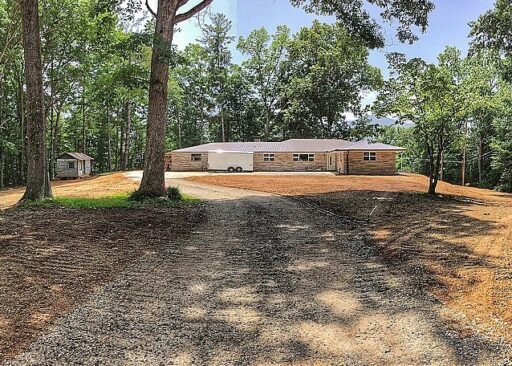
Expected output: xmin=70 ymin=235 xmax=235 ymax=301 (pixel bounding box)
xmin=169 ymin=152 xmax=208 ymax=171
xmin=168 ymin=150 xmax=399 ymax=174
xmin=253 ymin=153 xmax=327 ymax=172
xmin=346 ymin=151 xmax=398 ymax=175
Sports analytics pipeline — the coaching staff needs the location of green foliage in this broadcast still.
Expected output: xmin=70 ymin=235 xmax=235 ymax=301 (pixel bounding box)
xmin=289 ymin=0 xmax=434 ymax=48
xmin=374 ymin=48 xmax=465 ymax=193
xmin=282 ymin=21 xmax=382 ymax=139
xmin=166 ymin=186 xmax=182 ymax=201
xmin=21 ymin=192 xmax=197 ymax=209
xmin=129 ymin=189 xmax=162 ymax=201
xmin=238 ymin=26 xmax=290 ymax=139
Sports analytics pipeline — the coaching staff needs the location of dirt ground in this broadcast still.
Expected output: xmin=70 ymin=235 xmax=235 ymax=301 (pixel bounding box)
xmin=0 ymin=173 xmax=139 ymax=209
xmin=0 ymin=203 xmax=205 ymax=361
xmin=1 ymin=173 xmax=511 ymax=364
xmin=187 ymin=173 xmax=512 ymax=346
xmin=3 ymin=179 xmax=509 ymax=365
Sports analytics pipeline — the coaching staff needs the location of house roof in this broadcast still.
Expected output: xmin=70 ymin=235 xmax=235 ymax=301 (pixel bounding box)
xmin=173 ymin=139 xmax=405 ymax=153
xmin=58 ymin=152 xmax=94 ymax=160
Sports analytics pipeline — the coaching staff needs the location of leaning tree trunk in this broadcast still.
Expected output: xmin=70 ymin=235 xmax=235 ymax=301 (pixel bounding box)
xmin=19 ymin=0 xmax=52 ymax=202
xmin=138 ymin=0 xmax=177 ymax=197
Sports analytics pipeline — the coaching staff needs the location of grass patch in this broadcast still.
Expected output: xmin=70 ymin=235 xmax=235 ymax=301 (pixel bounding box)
xmin=20 ymin=193 xmax=199 ymax=209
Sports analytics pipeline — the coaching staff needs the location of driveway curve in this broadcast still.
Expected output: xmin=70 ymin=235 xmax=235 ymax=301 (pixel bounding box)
xmin=5 ymin=173 xmax=508 ymax=365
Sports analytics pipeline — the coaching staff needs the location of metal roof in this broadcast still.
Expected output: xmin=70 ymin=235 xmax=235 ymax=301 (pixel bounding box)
xmin=337 ymin=140 xmax=406 ymax=151
xmin=173 ymin=139 xmax=405 ymax=153
xmin=58 ymin=152 xmax=94 ymax=160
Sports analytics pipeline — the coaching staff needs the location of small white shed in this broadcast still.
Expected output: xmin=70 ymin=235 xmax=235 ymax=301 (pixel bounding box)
xmin=56 ymin=152 xmax=94 ymax=179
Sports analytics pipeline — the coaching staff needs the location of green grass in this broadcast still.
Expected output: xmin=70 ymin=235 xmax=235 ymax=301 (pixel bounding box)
xmin=21 ymin=193 xmax=199 ymax=209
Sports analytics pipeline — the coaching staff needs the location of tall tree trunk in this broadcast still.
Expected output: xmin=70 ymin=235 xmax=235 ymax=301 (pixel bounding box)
xmin=81 ymin=85 xmax=86 ymax=153
xmin=107 ymin=107 xmax=112 ymax=172
xmin=264 ymin=108 xmax=271 ymax=141
xmin=200 ymin=99 xmax=205 ymax=144
xmin=461 ymin=119 xmax=468 ymax=186
xmin=49 ymin=60 xmax=55 ymax=179
xmin=0 ymin=142 xmax=4 ymax=189
xmin=17 ymin=63 xmax=26 ymax=184
xmin=478 ymin=136 xmax=483 ymax=183
xmin=138 ymin=0 xmax=178 ymax=196
xmin=19 ymin=0 xmax=52 ymax=201
xmin=220 ymin=104 xmax=225 ymax=142
xmin=439 ymin=150 xmax=444 ymax=181
xmin=122 ymin=99 xmax=131 ymax=170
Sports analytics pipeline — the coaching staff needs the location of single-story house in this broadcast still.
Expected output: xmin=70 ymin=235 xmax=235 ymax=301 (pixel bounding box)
xmin=166 ymin=139 xmax=405 ymax=175
xmin=56 ymin=152 xmax=94 ymax=179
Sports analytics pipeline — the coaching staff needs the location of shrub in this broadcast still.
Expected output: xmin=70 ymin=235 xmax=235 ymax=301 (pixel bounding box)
xmin=166 ymin=186 xmax=182 ymax=201
xmin=129 ymin=189 xmax=162 ymax=201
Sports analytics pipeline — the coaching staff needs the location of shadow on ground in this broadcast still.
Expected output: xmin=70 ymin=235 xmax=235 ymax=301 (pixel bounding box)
xmin=1 ymin=191 xmax=510 ymax=365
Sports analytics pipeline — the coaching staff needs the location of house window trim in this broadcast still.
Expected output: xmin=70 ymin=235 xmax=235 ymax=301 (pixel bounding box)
xmin=191 ymin=154 xmax=202 ymax=161
xmin=68 ymin=162 xmax=75 ymax=169
xmin=363 ymin=151 xmax=377 ymax=161
xmin=263 ymin=153 xmax=275 ymax=162
xmin=293 ymin=153 xmax=315 ymax=162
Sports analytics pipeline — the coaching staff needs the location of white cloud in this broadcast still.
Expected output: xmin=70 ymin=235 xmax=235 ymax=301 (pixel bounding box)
xmin=361 ymin=90 xmax=378 ymax=107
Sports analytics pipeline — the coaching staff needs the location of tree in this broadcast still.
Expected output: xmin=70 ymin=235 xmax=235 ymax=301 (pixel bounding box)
xmin=199 ymin=12 xmax=234 ymax=142
xmin=282 ymin=21 xmax=381 ymax=139
xmin=19 ymin=0 xmax=52 ymax=201
xmin=137 ymin=0 xmax=213 ymax=198
xmin=290 ymin=0 xmax=434 ymax=48
xmin=238 ymin=26 xmax=289 ymax=140
xmin=375 ymin=50 xmax=464 ymax=195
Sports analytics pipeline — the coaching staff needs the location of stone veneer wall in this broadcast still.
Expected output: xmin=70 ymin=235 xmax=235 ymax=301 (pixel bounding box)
xmin=346 ymin=151 xmax=398 ymax=175
xmin=168 ymin=150 xmax=399 ymax=174
xmin=169 ymin=152 xmax=208 ymax=171
xmin=253 ymin=153 xmax=327 ymax=172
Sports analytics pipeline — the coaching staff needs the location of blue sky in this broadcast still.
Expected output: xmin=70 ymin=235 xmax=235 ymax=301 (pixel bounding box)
xmin=170 ymin=0 xmax=495 ymax=73
xmin=152 ymin=0 xmax=495 ymax=108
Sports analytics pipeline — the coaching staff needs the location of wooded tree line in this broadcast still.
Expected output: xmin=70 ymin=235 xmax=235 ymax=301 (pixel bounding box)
xmin=1 ymin=0 xmax=510 ymax=197
xmin=375 ymin=2 xmax=512 ymax=194
xmin=0 ymin=0 xmax=385 ymax=191
xmin=0 ymin=0 xmax=151 ymax=190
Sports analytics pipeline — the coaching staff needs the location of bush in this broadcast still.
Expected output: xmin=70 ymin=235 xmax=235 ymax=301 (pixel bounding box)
xmin=129 ymin=189 xmax=162 ymax=202
xmin=166 ymin=186 xmax=182 ymax=201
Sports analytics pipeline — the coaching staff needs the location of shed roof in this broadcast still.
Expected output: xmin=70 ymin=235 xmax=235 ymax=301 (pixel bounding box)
xmin=173 ymin=139 xmax=404 ymax=153
xmin=58 ymin=152 xmax=94 ymax=160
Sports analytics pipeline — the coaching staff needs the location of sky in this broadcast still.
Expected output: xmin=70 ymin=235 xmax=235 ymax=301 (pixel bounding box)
xmin=149 ymin=0 xmax=495 ymax=108
xmin=169 ymin=0 xmax=495 ymax=69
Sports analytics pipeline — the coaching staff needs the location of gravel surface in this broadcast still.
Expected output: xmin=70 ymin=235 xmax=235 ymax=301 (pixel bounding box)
xmin=3 ymin=179 xmax=510 ymax=365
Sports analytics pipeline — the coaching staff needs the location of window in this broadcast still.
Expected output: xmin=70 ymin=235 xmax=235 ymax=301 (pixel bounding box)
xmin=363 ymin=152 xmax=376 ymax=161
xmin=68 ymin=162 xmax=75 ymax=169
xmin=293 ymin=153 xmax=315 ymax=162
xmin=191 ymin=154 xmax=202 ymax=161
xmin=263 ymin=153 xmax=275 ymax=162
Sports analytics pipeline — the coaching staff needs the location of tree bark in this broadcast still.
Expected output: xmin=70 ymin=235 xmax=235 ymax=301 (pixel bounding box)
xmin=122 ymin=99 xmax=131 ymax=170
xmin=461 ymin=119 xmax=468 ymax=186
xmin=107 ymin=107 xmax=112 ymax=172
xmin=81 ymin=85 xmax=86 ymax=153
xmin=138 ymin=0 xmax=178 ymax=197
xmin=17 ymin=62 xmax=26 ymax=184
xmin=478 ymin=136 xmax=483 ymax=183
xmin=19 ymin=0 xmax=52 ymax=201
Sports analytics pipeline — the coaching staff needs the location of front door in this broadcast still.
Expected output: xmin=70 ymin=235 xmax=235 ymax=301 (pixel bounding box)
xmin=327 ymin=153 xmax=337 ymax=171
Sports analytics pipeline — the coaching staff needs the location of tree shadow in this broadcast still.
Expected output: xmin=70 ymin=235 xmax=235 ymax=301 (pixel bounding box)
xmin=3 ymin=193 xmax=510 ymax=365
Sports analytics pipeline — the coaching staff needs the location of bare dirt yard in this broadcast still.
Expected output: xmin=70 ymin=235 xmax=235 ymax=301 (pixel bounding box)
xmin=0 ymin=173 xmax=139 ymax=209
xmin=0 ymin=174 xmax=205 ymax=361
xmin=187 ymin=173 xmax=512 ymax=348
xmin=1 ymin=172 xmax=511 ymax=364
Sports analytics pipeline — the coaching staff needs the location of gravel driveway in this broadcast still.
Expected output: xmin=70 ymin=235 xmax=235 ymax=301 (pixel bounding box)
xmin=5 ymin=176 xmax=509 ymax=365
